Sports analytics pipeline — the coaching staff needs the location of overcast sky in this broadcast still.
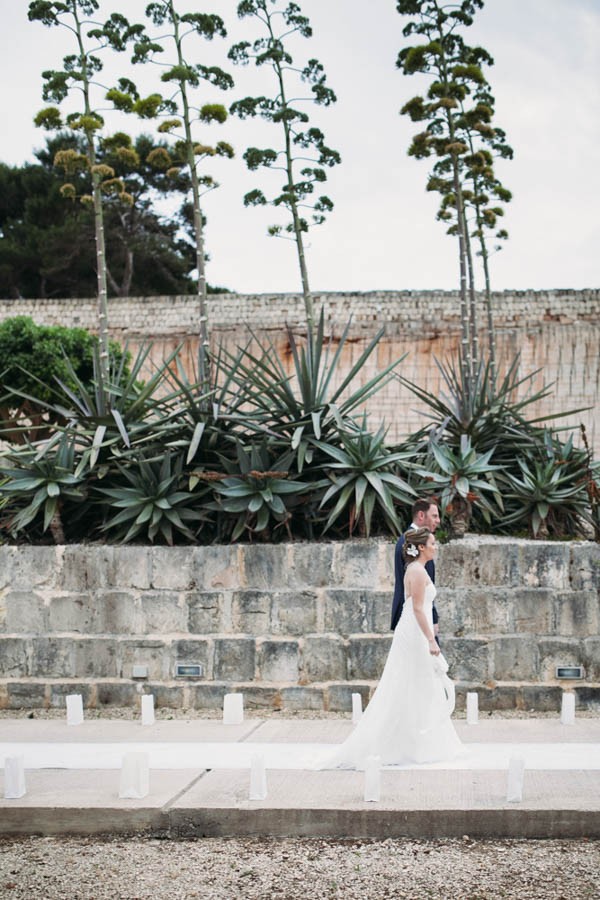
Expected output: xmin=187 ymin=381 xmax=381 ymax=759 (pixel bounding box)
xmin=1 ymin=0 xmax=599 ymax=294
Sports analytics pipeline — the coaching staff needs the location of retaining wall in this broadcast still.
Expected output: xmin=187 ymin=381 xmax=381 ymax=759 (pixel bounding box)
xmin=0 ymin=538 xmax=598 ymax=712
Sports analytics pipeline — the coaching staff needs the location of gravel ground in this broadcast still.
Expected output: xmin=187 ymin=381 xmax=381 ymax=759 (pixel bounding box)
xmin=1 ymin=707 xmax=598 ymax=721
xmin=1 ymin=835 xmax=599 ymax=899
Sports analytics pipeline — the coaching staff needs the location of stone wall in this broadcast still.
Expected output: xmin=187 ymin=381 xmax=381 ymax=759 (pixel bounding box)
xmin=0 ymin=538 xmax=598 ymax=712
xmin=1 ymin=289 xmax=599 ymax=454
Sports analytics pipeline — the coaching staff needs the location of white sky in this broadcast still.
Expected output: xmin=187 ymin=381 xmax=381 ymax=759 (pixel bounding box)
xmin=1 ymin=0 xmax=599 ymax=294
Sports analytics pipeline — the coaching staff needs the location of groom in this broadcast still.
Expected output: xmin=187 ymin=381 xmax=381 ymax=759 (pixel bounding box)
xmin=391 ymin=498 xmax=441 ymax=635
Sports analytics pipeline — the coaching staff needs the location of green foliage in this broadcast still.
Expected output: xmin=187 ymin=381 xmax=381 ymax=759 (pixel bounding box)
xmin=206 ymin=442 xmax=310 ymax=541
xmin=96 ymin=454 xmax=208 ymax=545
xmin=315 ymin=421 xmax=414 ymax=537
xmin=0 ymin=434 xmax=86 ymax=541
xmin=0 ymin=316 xmax=128 ymax=443
xmin=500 ymin=433 xmax=590 ymax=539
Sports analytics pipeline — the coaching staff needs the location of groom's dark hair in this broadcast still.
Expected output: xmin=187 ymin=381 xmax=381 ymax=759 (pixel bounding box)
xmin=412 ymin=498 xmax=438 ymax=518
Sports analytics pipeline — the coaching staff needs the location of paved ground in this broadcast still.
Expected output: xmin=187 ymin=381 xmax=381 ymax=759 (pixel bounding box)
xmin=1 ymin=716 xmax=599 ymax=840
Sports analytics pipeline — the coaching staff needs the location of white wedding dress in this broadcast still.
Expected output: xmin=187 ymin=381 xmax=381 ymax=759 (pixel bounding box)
xmin=325 ymin=582 xmax=462 ymax=769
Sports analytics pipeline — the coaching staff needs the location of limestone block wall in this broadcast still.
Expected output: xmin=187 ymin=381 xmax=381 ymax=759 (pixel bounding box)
xmin=0 ymin=538 xmax=598 ymax=712
xmin=1 ymin=289 xmax=599 ymax=454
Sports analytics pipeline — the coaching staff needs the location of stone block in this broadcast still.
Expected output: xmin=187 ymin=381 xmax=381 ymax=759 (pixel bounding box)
xmin=139 ymin=592 xmax=186 ymax=633
xmin=145 ymin=685 xmax=185 ymax=709
xmin=96 ymin=681 xmax=140 ymax=706
xmin=517 ymin=543 xmax=570 ymax=589
xmin=187 ymin=592 xmax=225 ymax=634
xmin=111 ymin=547 xmax=152 ymax=589
xmin=367 ymin=592 xmax=394 ymax=634
xmin=444 ymin=638 xmax=490 ymax=682
xmin=31 ymin=637 xmax=73 ymax=678
xmin=280 ymin=686 xmax=324 ymax=710
xmin=323 ymin=590 xmax=368 ymax=635
xmin=189 ymin=684 xmax=228 ymax=709
xmin=440 ymin=588 xmax=512 ymax=637
xmin=10 ymin=547 xmax=58 ymax=589
xmin=151 ymin=547 xmax=195 ymax=590
xmin=512 ymin=589 xmax=554 ymax=634
xmin=49 ymin=683 xmax=94 ymax=708
xmin=471 ymin=541 xmax=520 ymax=586
xmin=72 ymin=638 xmax=118 ymax=678
xmin=3 ymin=591 xmax=47 ymax=633
xmin=468 ymin=685 xmax=519 ymax=712
xmin=257 ymin=640 xmax=299 ymax=682
xmin=331 ymin=541 xmax=379 ymax=588
xmin=94 ymin=592 xmax=141 ymax=634
xmin=271 ymin=591 xmax=318 ymax=636
xmin=553 ymin=592 xmax=599 ymax=636
xmin=238 ymin=686 xmax=282 ymax=709
xmin=231 ymin=591 xmax=271 ymax=634
xmin=59 ymin=545 xmax=114 ymax=591
xmin=119 ymin=640 xmax=169 ymax=680
xmin=519 ymin=685 xmax=563 ymax=712
xmin=582 ymin=638 xmax=600 ymax=680
xmin=213 ymin=638 xmax=255 ymax=681
xmin=241 ymin=544 xmax=288 ymax=590
xmin=0 ymin=638 xmax=30 ymax=677
xmin=376 ymin=540 xmax=396 ymax=592
xmin=173 ymin=639 xmax=212 ymax=676
xmin=574 ymin=686 xmax=600 ymax=710
xmin=568 ymin=542 xmax=600 ymax=591
xmin=288 ymin=543 xmax=334 ymax=588
xmin=6 ymin=681 xmax=47 ymax=709
xmin=302 ymin=636 xmax=347 ymax=682
xmin=327 ymin=683 xmax=371 ymax=712
xmin=437 ymin=542 xmax=480 ymax=587
xmin=192 ymin=545 xmax=241 ymax=590
xmin=46 ymin=594 xmax=94 ymax=634
xmin=348 ymin=637 xmax=392 ymax=680
xmin=0 ymin=548 xmax=14 ymax=589
xmin=492 ymin=637 xmax=539 ymax=681
xmin=537 ymin=638 xmax=584 ymax=680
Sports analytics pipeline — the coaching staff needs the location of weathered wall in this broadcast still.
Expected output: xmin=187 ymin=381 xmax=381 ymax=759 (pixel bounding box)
xmin=1 ymin=289 xmax=599 ymax=453
xmin=0 ymin=538 xmax=598 ymax=712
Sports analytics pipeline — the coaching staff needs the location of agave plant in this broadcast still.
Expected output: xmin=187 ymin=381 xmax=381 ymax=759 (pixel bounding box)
xmin=397 ymin=351 xmax=586 ymax=469
xmin=204 ymin=441 xmax=311 ymax=542
xmin=314 ymin=421 xmax=415 ymax=537
xmin=414 ymin=435 xmax=502 ymax=537
xmin=0 ymin=433 xmax=87 ymax=543
xmin=96 ymin=453 xmax=209 ymax=545
xmin=219 ymin=309 xmax=407 ymax=471
xmin=500 ymin=432 xmax=590 ymax=538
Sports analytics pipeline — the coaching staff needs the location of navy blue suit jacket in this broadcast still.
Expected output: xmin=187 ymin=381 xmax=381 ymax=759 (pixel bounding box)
xmin=390 ymin=530 xmax=438 ymax=631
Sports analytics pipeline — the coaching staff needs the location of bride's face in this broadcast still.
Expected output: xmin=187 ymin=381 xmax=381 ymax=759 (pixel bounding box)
xmin=420 ymin=534 xmax=437 ymax=561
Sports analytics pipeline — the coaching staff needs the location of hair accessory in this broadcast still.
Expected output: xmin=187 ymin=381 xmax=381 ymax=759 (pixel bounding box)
xmin=406 ymin=543 xmax=418 ymax=557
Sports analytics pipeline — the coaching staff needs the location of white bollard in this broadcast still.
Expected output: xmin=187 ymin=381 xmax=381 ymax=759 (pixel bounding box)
xmin=141 ymin=694 xmax=155 ymax=727
xmin=506 ymin=756 xmax=525 ymax=802
xmin=364 ymin=755 xmax=381 ymax=802
xmin=66 ymin=694 xmax=84 ymax=726
xmin=561 ymin=692 xmax=576 ymax=726
xmin=249 ymin=754 xmax=268 ymax=801
xmin=351 ymin=693 xmax=363 ymax=724
xmin=119 ymin=752 xmax=149 ymax=799
xmin=4 ymin=756 xmax=26 ymax=799
xmin=223 ymin=693 xmax=244 ymax=725
xmin=466 ymin=692 xmax=479 ymax=725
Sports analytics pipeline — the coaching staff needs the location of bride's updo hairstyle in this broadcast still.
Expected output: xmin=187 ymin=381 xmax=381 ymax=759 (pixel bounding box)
xmin=402 ymin=527 xmax=431 ymax=563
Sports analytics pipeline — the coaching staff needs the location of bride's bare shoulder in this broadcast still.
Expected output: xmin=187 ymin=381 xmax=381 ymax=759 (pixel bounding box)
xmin=405 ymin=562 xmax=428 ymax=584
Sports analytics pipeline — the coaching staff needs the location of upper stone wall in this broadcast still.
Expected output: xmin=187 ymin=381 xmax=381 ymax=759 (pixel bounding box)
xmin=1 ymin=290 xmax=599 ymax=452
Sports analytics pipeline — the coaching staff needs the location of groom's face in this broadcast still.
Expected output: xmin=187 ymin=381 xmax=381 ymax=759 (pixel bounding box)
xmin=422 ymin=504 xmax=440 ymax=532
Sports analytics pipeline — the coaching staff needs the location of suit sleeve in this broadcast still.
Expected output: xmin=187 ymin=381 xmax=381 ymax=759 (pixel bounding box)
xmin=390 ymin=536 xmax=406 ymax=630
xmin=426 ymin=559 xmax=439 ymax=624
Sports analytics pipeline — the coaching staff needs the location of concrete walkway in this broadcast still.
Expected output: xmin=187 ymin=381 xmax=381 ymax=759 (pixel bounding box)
xmin=1 ymin=717 xmax=599 ymax=839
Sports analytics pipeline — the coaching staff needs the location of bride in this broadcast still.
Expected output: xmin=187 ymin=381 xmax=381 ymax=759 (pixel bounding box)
xmin=325 ymin=527 xmax=462 ymax=769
